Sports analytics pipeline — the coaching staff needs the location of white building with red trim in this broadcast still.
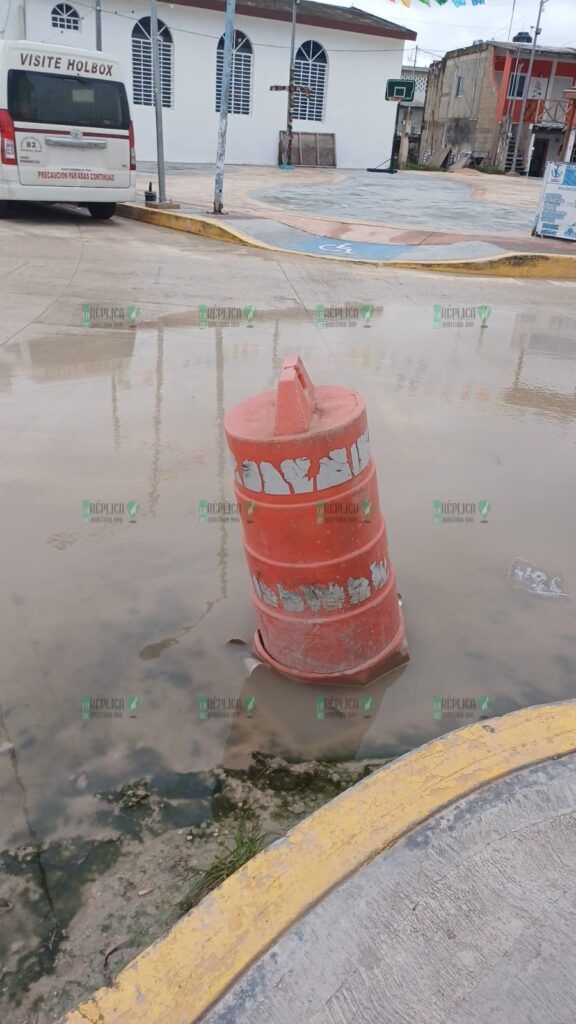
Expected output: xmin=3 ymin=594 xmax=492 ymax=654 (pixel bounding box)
xmin=0 ymin=0 xmax=416 ymax=167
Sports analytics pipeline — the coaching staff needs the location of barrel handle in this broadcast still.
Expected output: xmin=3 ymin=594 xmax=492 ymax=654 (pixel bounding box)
xmin=274 ymin=354 xmax=316 ymax=436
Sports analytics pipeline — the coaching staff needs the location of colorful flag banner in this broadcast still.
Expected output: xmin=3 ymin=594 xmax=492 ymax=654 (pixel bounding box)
xmin=388 ymin=0 xmax=489 ymax=7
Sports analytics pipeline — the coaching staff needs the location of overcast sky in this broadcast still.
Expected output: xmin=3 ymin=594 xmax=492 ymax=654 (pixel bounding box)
xmin=316 ymin=0 xmax=575 ymax=65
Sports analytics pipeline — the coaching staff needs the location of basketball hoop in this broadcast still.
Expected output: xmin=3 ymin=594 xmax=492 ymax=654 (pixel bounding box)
xmin=386 ymin=78 xmax=415 ymax=102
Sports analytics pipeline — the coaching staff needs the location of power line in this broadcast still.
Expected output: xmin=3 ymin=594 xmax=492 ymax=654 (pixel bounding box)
xmin=69 ymin=0 xmax=414 ymax=52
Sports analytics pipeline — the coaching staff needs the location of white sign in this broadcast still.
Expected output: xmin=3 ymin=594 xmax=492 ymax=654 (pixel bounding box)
xmin=528 ymin=78 xmax=546 ymax=100
xmin=17 ymin=52 xmax=115 ymax=76
xmin=34 ymin=168 xmax=117 ymax=183
xmin=533 ymin=161 xmax=576 ymax=240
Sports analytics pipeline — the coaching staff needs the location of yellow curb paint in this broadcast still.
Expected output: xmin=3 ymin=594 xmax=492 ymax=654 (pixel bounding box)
xmin=117 ymin=203 xmax=278 ymax=250
xmin=117 ymin=203 xmax=576 ymax=279
xmin=59 ymin=701 xmax=576 ymax=1024
xmin=386 ymin=252 xmax=576 ymax=279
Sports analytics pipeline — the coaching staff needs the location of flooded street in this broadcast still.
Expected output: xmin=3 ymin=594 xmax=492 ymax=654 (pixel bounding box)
xmin=1 ymin=208 xmax=575 ymax=1021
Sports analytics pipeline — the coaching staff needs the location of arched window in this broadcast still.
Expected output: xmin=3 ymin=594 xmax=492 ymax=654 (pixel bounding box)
xmin=215 ymin=30 xmax=253 ymax=115
xmin=132 ymin=18 xmax=173 ymax=108
xmin=294 ymin=41 xmax=327 ymax=121
xmin=51 ymin=3 xmax=80 ymax=30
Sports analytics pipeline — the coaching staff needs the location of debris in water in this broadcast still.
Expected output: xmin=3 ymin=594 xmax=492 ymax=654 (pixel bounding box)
xmin=102 ymin=940 xmax=132 ymax=988
xmin=0 ymin=741 xmax=15 ymax=756
xmin=227 ymin=637 xmax=247 ymax=646
xmin=137 ymin=888 xmax=153 ymax=897
xmin=244 ymin=656 xmax=264 ymax=676
xmin=508 ymin=558 xmax=569 ymax=598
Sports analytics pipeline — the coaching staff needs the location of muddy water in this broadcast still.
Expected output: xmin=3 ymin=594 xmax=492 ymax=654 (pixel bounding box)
xmin=1 ymin=290 xmax=575 ymax=1016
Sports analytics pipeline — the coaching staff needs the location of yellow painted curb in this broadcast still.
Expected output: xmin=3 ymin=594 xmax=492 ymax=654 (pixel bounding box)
xmin=387 ymin=252 xmax=576 ymax=279
xmin=117 ymin=203 xmax=576 ymax=279
xmin=117 ymin=202 xmax=279 ymax=250
xmin=59 ymin=701 xmax=576 ymax=1024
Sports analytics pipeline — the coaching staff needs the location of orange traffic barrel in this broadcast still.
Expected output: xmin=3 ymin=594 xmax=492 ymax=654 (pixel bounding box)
xmin=224 ymin=355 xmax=408 ymax=685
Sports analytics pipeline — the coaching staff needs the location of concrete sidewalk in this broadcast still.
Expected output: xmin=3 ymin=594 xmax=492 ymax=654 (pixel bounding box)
xmin=122 ymin=164 xmax=576 ymax=277
xmin=59 ymin=701 xmax=576 ymax=1024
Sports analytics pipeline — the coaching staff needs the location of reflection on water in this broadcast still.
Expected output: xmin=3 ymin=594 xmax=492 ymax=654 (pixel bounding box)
xmin=503 ymin=312 xmax=576 ymax=419
xmin=0 ymin=300 xmax=575 ymax=860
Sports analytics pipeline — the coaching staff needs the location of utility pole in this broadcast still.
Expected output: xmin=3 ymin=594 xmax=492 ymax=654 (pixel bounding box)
xmin=95 ymin=0 xmax=102 ymax=50
xmin=270 ymin=2 xmax=309 ymax=169
xmin=284 ymin=0 xmax=300 ymax=169
xmin=150 ymin=0 xmax=167 ymax=204
xmin=507 ymin=0 xmax=517 ymax=41
xmin=413 ymin=45 xmax=418 ymax=68
xmin=213 ymin=0 xmax=236 ymax=213
xmin=560 ymin=89 xmax=576 ymax=161
xmin=509 ymin=0 xmax=547 ymax=175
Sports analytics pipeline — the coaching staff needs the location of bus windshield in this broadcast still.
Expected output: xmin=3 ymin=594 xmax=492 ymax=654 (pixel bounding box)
xmin=8 ymin=70 xmax=130 ymax=129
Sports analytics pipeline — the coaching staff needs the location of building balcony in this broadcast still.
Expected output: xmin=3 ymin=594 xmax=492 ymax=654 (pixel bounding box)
xmin=532 ymin=98 xmax=571 ymax=129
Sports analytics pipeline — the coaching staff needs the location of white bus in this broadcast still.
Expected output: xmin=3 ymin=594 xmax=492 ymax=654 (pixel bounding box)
xmin=0 ymin=40 xmax=136 ymax=219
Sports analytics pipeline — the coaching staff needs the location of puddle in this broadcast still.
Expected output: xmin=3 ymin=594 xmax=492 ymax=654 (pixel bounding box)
xmin=1 ymin=277 xmax=575 ymax=1021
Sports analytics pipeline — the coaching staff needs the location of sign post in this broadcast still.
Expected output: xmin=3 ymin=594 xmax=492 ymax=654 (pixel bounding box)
xmin=270 ymin=79 xmax=311 ymax=167
xmin=150 ymin=0 xmax=166 ymax=205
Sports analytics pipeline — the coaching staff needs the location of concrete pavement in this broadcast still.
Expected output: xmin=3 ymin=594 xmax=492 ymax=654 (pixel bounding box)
xmin=59 ymin=702 xmax=576 ymax=1024
xmin=126 ymin=164 xmax=576 ymax=277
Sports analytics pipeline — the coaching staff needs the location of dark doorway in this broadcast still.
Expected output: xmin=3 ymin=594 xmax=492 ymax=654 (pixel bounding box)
xmin=529 ymin=137 xmax=549 ymax=177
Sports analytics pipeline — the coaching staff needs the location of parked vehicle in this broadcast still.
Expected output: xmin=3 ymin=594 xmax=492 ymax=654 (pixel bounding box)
xmin=0 ymin=40 xmax=136 ymax=219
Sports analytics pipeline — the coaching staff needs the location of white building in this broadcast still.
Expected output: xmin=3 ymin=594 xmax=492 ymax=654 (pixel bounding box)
xmin=399 ymin=64 xmax=429 ymax=138
xmin=0 ymin=0 xmax=415 ymax=168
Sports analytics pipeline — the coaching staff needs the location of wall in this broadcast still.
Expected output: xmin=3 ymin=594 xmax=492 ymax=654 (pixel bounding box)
xmin=401 ymin=65 xmax=428 ymax=106
xmin=18 ymin=0 xmax=404 ymax=168
xmin=0 ymin=0 xmax=25 ymax=37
